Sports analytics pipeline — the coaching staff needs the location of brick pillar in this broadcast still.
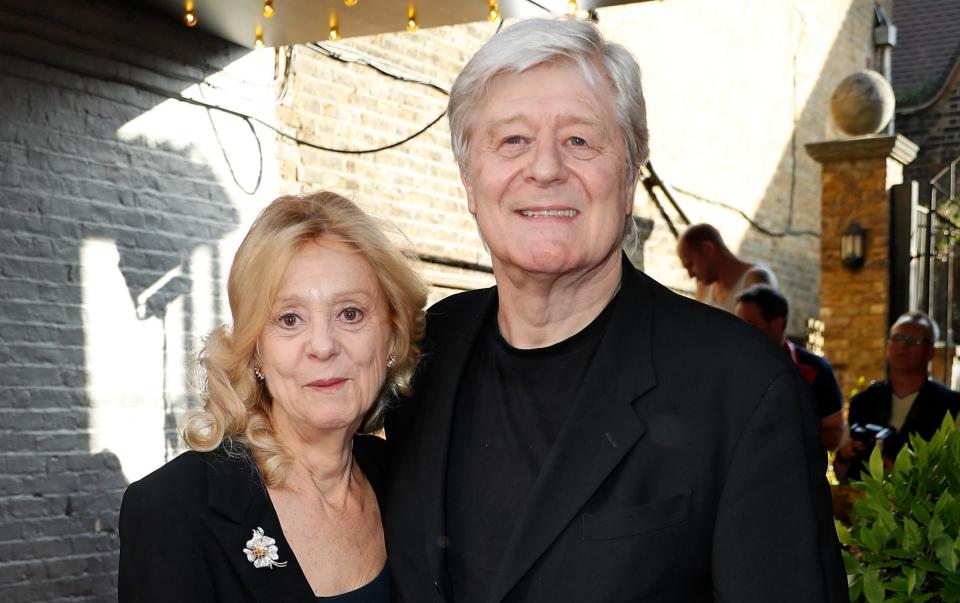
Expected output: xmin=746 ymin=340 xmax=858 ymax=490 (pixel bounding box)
xmin=806 ymin=135 xmax=918 ymax=398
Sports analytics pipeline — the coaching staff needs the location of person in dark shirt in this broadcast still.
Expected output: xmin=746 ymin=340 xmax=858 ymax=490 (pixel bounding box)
xmin=835 ymin=311 xmax=960 ymax=481
xmin=383 ymin=17 xmax=847 ymax=603
xmin=735 ymin=284 xmax=845 ymax=451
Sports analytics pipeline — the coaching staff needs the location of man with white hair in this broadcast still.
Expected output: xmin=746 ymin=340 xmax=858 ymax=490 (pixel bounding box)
xmin=385 ymin=17 xmax=846 ymax=602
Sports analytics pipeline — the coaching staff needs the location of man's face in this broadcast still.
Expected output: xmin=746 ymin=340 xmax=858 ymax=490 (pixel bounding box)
xmin=887 ymin=320 xmax=934 ymax=372
xmin=461 ymin=61 xmax=633 ymax=278
xmin=735 ymin=300 xmax=784 ymax=343
xmin=677 ymin=241 xmax=716 ymax=285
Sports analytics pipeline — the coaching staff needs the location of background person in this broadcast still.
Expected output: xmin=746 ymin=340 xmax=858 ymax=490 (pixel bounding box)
xmin=735 ymin=284 xmax=845 ymax=451
xmin=836 ymin=311 xmax=960 ymax=481
xmin=119 ymin=192 xmax=426 ymax=602
xmin=677 ymin=223 xmax=777 ymax=313
xmin=384 ymin=17 xmax=846 ymax=603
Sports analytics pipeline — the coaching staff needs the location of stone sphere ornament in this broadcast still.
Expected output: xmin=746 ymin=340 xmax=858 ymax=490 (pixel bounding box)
xmin=830 ymin=70 xmax=896 ymax=136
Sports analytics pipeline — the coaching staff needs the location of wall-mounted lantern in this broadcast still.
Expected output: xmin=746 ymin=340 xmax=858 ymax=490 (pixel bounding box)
xmin=841 ymin=222 xmax=866 ymax=270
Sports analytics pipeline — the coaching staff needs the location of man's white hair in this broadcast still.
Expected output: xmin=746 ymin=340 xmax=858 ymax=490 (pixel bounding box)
xmin=447 ymin=17 xmax=649 ymax=186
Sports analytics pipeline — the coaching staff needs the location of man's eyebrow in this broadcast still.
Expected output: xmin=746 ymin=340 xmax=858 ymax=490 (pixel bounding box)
xmin=484 ymin=114 xmax=608 ymax=137
xmin=484 ymin=115 xmax=529 ymax=133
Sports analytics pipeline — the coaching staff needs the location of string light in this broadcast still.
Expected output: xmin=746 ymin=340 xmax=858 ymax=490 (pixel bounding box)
xmin=254 ymin=22 xmax=265 ymax=48
xmin=566 ymin=0 xmax=577 ymax=15
xmin=487 ymin=0 xmax=499 ymax=22
xmin=406 ymin=4 xmax=417 ymax=31
xmin=344 ymin=0 xmax=358 ymax=6
xmin=329 ymin=13 xmax=340 ymax=40
xmin=262 ymin=0 xmax=275 ymax=18
xmin=183 ymin=0 xmax=197 ymax=27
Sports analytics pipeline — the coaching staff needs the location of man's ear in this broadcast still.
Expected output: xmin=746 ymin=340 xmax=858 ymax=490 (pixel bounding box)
xmin=700 ymin=241 xmax=716 ymax=258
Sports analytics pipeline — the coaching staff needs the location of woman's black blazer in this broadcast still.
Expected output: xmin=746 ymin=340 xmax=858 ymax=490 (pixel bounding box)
xmin=118 ymin=435 xmax=385 ymax=602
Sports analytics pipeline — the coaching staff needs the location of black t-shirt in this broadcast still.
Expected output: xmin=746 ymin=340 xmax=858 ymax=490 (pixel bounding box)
xmin=444 ymin=295 xmax=617 ymax=603
xmin=793 ymin=346 xmax=843 ymax=418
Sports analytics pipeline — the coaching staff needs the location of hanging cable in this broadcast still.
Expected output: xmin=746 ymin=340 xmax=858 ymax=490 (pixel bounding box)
xmin=668 ymin=184 xmax=820 ymax=238
xmin=306 ymin=42 xmax=451 ymax=95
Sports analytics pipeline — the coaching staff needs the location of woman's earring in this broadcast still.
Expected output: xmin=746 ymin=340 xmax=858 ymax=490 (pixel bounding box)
xmin=386 ymin=354 xmax=396 ymax=368
xmin=254 ymin=367 xmax=265 ymax=381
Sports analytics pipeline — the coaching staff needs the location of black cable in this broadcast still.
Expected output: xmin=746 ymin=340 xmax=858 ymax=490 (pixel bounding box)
xmin=670 ymin=184 xmax=820 ymax=238
xmin=522 ymin=0 xmax=554 ymax=12
xmin=0 ymin=44 xmax=448 ymax=155
xmin=198 ymin=86 xmax=264 ymax=194
xmin=306 ymin=43 xmax=451 ymax=95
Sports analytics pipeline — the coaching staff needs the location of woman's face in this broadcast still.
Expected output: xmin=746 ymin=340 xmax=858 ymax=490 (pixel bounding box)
xmin=258 ymin=238 xmax=393 ymax=439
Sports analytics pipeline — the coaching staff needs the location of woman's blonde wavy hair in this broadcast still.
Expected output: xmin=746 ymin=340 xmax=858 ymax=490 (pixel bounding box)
xmin=182 ymin=191 xmax=427 ymax=486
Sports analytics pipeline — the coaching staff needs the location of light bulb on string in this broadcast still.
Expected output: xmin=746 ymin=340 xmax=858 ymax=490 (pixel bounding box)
xmin=566 ymin=0 xmax=577 ymax=15
xmin=487 ymin=0 xmax=499 ymax=22
xmin=344 ymin=0 xmax=357 ymax=6
xmin=254 ymin=23 xmax=265 ymax=48
xmin=406 ymin=4 xmax=418 ymax=31
xmin=262 ymin=0 xmax=275 ymax=18
xmin=183 ymin=0 xmax=197 ymax=27
xmin=329 ymin=13 xmax=340 ymax=40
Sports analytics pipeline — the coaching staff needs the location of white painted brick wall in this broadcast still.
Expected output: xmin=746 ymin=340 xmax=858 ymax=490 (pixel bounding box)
xmin=0 ymin=1 xmax=280 ymax=599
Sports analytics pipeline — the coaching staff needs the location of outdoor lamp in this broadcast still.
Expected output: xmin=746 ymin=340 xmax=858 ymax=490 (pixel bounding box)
xmin=841 ymin=222 xmax=866 ymax=270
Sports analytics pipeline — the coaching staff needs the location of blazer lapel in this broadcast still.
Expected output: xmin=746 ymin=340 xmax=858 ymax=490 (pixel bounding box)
xmin=202 ymin=448 xmax=315 ymax=602
xmin=488 ymin=259 xmax=657 ymax=603
xmin=417 ymin=288 xmax=498 ymax=596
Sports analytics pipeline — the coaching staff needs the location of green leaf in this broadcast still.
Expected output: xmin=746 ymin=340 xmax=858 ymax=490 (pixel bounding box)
xmin=835 ymin=520 xmax=852 ymax=545
xmin=929 ymin=516 xmax=945 ymax=542
xmin=906 ymin=567 xmax=917 ymax=595
xmin=911 ymin=501 xmax=932 ymax=525
xmin=884 ymin=576 xmax=908 ymax=593
xmin=849 ymin=577 xmax=863 ymax=601
xmin=863 ymin=567 xmax=885 ymax=603
xmin=893 ymin=446 xmax=914 ymax=474
xmin=860 ymin=524 xmax=879 ymax=551
xmin=902 ymin=518 xmax=921 ymax=550
xmin=944 ymin=571 xmax=960 ymax=602
xmin=869 ymin=446 xmax=885 ymax=481
xmin=915 ymin=559 xmax=946 ymax=574
xmin=936 ymin=535 xmax=958 ymax=572
xmin=941 ymin=410 xmax=957 ymax=433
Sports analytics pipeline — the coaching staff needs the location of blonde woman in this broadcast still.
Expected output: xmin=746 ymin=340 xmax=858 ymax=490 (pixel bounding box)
xmin=119 ymin=192 xmax=426 ymax=602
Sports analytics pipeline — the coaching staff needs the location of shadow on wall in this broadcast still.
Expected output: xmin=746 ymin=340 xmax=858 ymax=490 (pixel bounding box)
xmin=654 ymin=1 xmax=877 ymax=337
xmin=735 ymin=1 xmax=876 ymax=339
xmin=0 ymin=0 xmax=251 ymax=599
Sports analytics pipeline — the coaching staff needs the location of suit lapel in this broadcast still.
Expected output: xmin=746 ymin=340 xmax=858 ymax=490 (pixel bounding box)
xmin=417 ymin=288 xmax=498 ymax=595
xmin=202 ymin=447 xmax=315 ymax=602
xmin=487 ymin=259 xmax=657 ymax=602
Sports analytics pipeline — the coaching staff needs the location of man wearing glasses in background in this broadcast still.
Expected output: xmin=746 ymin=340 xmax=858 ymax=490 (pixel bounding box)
xmin=836 ymin=311 xmax=960 ymax=481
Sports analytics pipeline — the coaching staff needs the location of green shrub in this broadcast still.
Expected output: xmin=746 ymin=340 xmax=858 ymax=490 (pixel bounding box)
xmin=838 ymin=414 xmax=960 ymax=602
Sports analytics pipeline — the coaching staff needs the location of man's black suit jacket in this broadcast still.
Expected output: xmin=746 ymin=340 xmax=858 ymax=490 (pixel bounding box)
xmin=384 ymin=257 xmax=847 ymax=602
xmin=846 ymin=378 xmax=960 ymax=479
xmin=118 ymin=435 xmax=386 ymax=602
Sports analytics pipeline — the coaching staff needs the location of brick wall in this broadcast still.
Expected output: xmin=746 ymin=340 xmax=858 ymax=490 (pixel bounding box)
xmin=275 ymin=25 xmax=498 ymax=295
xmin=807 ymin=136 xmax=918 ymax=397
xmin=0 ymin=1 xmax=279 ymax=599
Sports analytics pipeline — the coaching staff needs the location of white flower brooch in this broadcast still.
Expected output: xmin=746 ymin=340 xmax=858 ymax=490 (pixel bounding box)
xmin=243 ymin=527 xmax=288 ymax=569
